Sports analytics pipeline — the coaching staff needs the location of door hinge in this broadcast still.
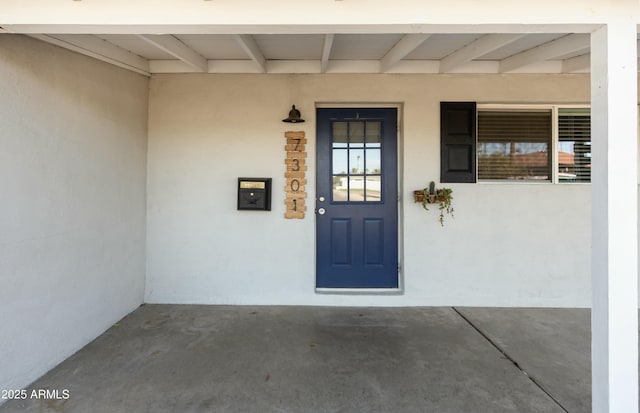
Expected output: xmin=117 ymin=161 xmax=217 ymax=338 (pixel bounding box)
xmin=397 ymin=263 xmax=401 ymax=272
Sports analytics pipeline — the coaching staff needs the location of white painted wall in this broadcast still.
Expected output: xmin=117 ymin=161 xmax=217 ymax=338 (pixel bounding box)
xmin=0 ymin=35 xmax=148 ymax=393
xmin=146 ymin=73 xmax=592 ymax=307
xmin=2 ymin=0 xmax=638 ymax=32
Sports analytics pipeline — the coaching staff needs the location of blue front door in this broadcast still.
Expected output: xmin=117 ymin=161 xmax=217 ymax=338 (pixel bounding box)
xmin=316 ymin=108 xmax=398 ymax=288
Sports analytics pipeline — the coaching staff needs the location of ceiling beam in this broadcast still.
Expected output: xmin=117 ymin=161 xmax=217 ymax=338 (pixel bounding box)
xmin=321 ymin=34 xmax=335 ymax=73
xmin=499 ymin=33 xmax=589 ymax=73
xmin=439 ymin=33 xmax=525 ymax=73
xmin=30 ymin=34 xmax=150 ymax=76
xmin=148 ymin=58 xmax=574 ymax=74
xmin=380 ymin=33 xmax=431 ymax=73
xmin=234 ymin=34 xmax=266 ymax=73
xmin=562 ymin=53 xmax=590 ymax=73
xmin=137 ymin=34 xmax=207 ymax=72
xmin=3 ymin=24 xmax=602 ymax=36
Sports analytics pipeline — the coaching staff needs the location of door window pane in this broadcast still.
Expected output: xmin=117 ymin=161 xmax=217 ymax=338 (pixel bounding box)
xmin=365 ymin=149 xmax=381 ymax=174
xmin=365 ymin=176 xmax=381 ymax=202
xmin=366 ymin=121 xmax=381 ymax=147
xmin=332 ymin=175 xmax=348 ymax=201
xmin=349 ymin=122 xmax=365 ymax=147
xmin=348 ymin=176 xmax=365 ymax=201
xmin=349 ymin=149 xmax=365 ymax=174
xmin=330 ymin=119 xmax=385 ymax=203
xmin=332 ymin=122 xmax=348 ymax=147
xmin=332 ymin=149 xmax=348 ymax=174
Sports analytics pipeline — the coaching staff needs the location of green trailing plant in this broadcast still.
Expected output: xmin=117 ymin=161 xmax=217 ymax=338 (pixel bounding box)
xmin=413 ymin=182 xmax=454 ymax=226
xmin=435 ymin=188 xmax=454 ymax=226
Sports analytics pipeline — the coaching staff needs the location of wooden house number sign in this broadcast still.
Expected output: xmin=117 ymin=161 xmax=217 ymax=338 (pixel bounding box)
xmin=284 ymin=131 xmax=307 ymax=219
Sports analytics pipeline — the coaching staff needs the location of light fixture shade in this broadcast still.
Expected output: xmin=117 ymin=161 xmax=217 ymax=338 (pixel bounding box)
xmin=283 ymin=105 xmax=305 ymax=123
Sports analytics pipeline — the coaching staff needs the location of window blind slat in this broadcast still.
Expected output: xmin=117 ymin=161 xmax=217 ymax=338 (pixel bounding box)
xmin=478 ymin=111 xmax=552 ymax=143
xmin=478 ymin=110 xmax=552 ymax=181
xmin=558 ymin=109 xmax=591 ymax=183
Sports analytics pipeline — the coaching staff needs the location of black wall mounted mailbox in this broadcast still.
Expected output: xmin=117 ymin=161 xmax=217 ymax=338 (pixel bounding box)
xmin=237 ymin=178 xmax=272 ymax=211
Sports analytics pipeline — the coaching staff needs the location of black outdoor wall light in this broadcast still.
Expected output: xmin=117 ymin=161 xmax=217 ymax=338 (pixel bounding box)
xmin=282 ymin=105 xmax=305 ymax=123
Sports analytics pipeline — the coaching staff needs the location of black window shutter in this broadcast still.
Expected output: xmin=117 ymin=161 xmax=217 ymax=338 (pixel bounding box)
xmin=440 ymin=102 xmax=477 ymax=183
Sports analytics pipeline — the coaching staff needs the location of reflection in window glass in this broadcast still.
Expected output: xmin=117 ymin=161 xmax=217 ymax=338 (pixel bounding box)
xmin=348 ymin=176 xmax=366 ymax=201
xmin=332 ymin=149 xmax=348 ymax=174
xmin=365 ymin=176 xmax=381 ymax=202
xmin=478 ymin=110 xmax=551 ymax=181
xmin=333 ymin=175 xmax=348 ymax=201
xmin=558 ymin=108 xmax=591 ymax=183
xmin=349 ymin=149 xmax=365 ymax=174
xmin=365 ymin=149 xmax=381 ymax=174
xmin=330 ymin=119 xmax=384 ymax=202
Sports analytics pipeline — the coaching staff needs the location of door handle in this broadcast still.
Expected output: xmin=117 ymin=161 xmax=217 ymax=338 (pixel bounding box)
xmin=317 ymin=208 xmax=326 ymax=215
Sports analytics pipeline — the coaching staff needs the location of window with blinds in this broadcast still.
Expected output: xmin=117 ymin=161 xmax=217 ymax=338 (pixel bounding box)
xmin=558 ymin=108 xmax=591 ymax=182
xmin=477 ymin=110 xmax=552 ymax=181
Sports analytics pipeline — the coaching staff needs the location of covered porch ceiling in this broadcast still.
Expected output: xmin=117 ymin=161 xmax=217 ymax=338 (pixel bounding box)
xmin=1 ymin=31 xmax=612 ymax=77
xmin=2 ymin=1 xmax=639 ymax=77
xmin=3 ymin=26 xmax=640 ymax=78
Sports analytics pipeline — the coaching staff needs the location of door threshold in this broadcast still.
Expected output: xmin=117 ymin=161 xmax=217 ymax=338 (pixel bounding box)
xmin=315 ymin=288 xmax=404 ymax=296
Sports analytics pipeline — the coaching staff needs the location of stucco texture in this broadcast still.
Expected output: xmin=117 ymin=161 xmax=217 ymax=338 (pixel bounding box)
xmin=0 ymin=35 xmax=149 ymax=392
xmin=146 ymin=72 xmax=592 ymax=307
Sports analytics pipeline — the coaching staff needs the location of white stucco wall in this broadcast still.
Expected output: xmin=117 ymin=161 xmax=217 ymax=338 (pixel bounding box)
xmin=0 ymin=35 xmax=148 ymax=393
xmin=146 ymin=73 xmax=592 ymax=307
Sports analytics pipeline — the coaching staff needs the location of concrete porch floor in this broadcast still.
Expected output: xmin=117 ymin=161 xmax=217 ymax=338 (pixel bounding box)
xmin=0 ymin=306 xmax=592 ymax=413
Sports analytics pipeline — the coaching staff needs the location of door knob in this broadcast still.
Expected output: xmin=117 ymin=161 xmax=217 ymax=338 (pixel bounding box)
xmin=317 ymin=208 xmax=326 ymax=215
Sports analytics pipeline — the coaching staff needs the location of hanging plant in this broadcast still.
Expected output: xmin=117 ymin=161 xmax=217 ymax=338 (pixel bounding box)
xmin=413 ymin=181 xmax=454 ymax=226
xmin=435 ymin=188 xmax=454 ymax=226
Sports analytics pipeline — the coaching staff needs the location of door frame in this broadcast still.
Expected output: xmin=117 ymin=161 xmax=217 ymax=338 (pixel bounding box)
xmin=314 ymin=102 xmax=405 ymax=295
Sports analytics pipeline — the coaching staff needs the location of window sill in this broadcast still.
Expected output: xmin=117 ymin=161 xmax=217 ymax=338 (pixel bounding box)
xmin=315 ymin=288 xmax=404 ymax=296
xmin=477 ymin=180 xmax=591 ymax=185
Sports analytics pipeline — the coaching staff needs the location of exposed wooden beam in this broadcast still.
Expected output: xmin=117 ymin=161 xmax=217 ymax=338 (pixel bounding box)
xmin=562 ymin=53 xmax=590 ymax=73
xmin=380 ymin=33 xmax=430 ymax=73
xmin=234 ymin=34 xmax=266 ymax=73
xmin=137 ymin=34 xmax=207 ymax=72
xmin=439 ymin=34 xmax=525 ymax=73
xmin=147 ymin=59 xmax=572 ymax=74
xmin=499 ymin=33 xmax=589 ymax=73
xmin=321 ymin=34 xmax=335 ymax=73
xmin=30 ymin=34 xmax=150 ymax=76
